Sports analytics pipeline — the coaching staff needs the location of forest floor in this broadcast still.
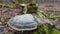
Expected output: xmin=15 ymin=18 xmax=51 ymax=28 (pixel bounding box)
xmin=0 ymin=3 xmax=60 ymax=34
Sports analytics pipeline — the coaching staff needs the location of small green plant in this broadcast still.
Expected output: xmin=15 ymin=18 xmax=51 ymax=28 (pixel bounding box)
xmin=33 ymin=24 xmax=60 ymax=34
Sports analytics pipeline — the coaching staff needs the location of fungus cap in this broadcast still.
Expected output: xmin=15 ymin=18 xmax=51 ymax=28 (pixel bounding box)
xmin=7 ymin=14 xmax=37 ymax=31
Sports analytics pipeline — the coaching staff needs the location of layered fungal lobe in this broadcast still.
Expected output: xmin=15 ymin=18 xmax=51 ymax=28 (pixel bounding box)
xmin=7 ymin=14 xmax=38 ymax=31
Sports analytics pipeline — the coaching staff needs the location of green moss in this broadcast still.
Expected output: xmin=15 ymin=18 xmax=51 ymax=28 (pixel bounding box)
xmin=51 ymin=28 xmax=60 ymax=34
xmin=33 ymin=32 xmax=38 ymax=34
xmin=0 ymin=18 xmax=5 ymax=23
xmin=12 ymin=0 xmax=23 ymax=4
xmin=38 ymin=10 xmax=60 ymax=19
xmin=33 ymin=24 xmax=60 ymax=34
xmin=18 ymin=0 xmax=23 ymax=4
xmin=0 ymin=3 xmax=16 ymax=8
xmin=5 ymin=4 xmax=16 ymax=8
xmin=12 ymin=0 xmax=19 ymax=4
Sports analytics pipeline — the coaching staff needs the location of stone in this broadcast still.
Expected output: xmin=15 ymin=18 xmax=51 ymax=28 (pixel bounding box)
xmin=55 ymin=24 xmax=60 ymax=29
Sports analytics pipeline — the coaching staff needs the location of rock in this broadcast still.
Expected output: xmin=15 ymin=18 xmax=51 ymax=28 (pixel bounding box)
xmin=0 ymin=22 xmax=2 ymax=24
xmin=7 ymin=14 xmax=38 ymax=31
xmin=55 ymin=24 xmax=60 ymax=29
xmin=0 ymin=22 xmax=8 ymax=34
xmin=0 ymin=22 xmax=4 ymax=27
